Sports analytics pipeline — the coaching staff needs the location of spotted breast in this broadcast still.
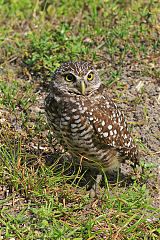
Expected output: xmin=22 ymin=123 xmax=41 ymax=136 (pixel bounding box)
xmin=45 ymin=86 xmax=138 ymax=172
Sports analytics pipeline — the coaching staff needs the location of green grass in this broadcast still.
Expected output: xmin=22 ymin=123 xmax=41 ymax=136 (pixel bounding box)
xmin=0 ymin=139 xmax=159 ymax=239
xmin=0 ymin=0 xmax=160 ymax=239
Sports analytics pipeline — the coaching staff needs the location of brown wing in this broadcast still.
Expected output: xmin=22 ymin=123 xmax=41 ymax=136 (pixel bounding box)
xmin=86 ymin=94 xmax=138 ymax=163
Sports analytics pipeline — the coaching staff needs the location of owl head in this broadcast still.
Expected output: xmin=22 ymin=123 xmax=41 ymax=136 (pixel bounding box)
xmin=51 ymin=61 xmax=101 ymax=95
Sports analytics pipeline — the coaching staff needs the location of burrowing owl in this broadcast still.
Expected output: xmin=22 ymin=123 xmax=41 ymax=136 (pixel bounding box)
xmin=45 ymin=61 xmax=138 ymax=178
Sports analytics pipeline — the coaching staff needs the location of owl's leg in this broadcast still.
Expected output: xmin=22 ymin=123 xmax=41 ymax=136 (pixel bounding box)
xmin=89 ymin=174 xmax=102 ymax=198
xmin=131 ymin=161 xmax=144 ymax=179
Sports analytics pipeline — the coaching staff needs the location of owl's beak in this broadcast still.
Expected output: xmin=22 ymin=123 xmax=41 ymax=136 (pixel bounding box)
xmin=80 ymin=81 xmax=86 ymax=95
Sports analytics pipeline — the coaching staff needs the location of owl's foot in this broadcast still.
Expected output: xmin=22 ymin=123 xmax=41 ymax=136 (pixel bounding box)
xmin=89 ymin=174 xmax=102 ymax=198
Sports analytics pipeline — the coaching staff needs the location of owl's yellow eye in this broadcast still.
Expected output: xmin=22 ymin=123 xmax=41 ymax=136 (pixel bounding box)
xmin=87 ymin=72 xmax=94 ymax=81
xmin=65 ymin=73 xmax=76 ymax=82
